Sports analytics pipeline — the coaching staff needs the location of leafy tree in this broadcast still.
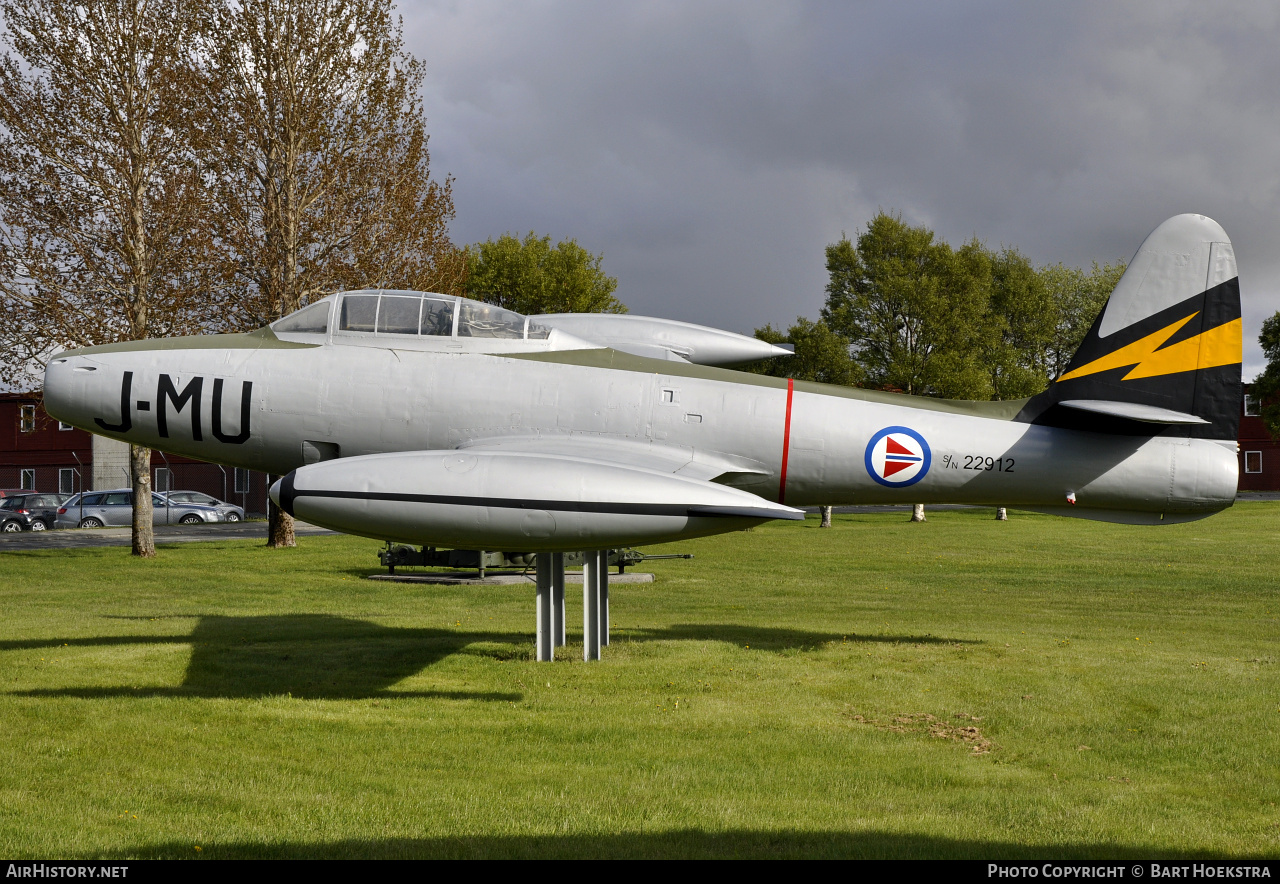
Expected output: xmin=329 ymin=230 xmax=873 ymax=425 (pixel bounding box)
xmin=1254 ymin=311 xmax=1280 ymax=440
xmin=201 ymin=0 xmax=461 ymax=546
xmin=464 ymin=232 xmax=625 ymax=315
xmin=985 ymin=247 xmax=1056 ymax=400
xmin=985 ymin=255 xmax=1126 ymax=399
xmin=747 ymin=318 xmax=861 ymax=385
xmin=0 ymin=0 xmax=217 ymax=558
xmin=822 ymin=213 xmax=995 ymax=399
xmin=1038 ymin=261 xmax=1126 ymax=380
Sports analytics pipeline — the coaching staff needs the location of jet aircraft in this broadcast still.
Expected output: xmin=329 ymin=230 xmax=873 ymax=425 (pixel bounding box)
xmin=43 ymin=214 xmax=1244 ymax=660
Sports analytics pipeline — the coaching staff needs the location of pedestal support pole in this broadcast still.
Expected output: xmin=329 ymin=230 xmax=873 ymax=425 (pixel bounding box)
xmin=551 ymin=552 xmax=566 ymax=648
xmin=583 ymin=549 xmax=606 ymax=661
xmin=536 ymin=553 xmax=554 ymax=662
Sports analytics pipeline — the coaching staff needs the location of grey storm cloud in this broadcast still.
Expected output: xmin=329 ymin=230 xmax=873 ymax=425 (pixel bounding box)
xmin=403 ymin=0 xmax=1280 ymax=376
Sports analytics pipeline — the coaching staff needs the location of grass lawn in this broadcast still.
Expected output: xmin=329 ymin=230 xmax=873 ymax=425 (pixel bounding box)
xmin=0 ymin=503 xmax=1277 ymax=859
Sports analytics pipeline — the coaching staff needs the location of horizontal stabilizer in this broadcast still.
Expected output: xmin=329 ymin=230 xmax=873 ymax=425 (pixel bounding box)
xmin=1058 ymin=399 xmax=1209 ymax=425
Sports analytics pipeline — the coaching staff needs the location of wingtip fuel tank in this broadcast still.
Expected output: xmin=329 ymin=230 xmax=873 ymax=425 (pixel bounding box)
xmin=532 ymin=313 xmax=794 ymax=365
xmin=270 ymin=450 xmax=804 ymax=551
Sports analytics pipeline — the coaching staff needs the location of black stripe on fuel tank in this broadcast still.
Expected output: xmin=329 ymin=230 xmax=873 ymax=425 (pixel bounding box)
xmin=279 ymin=471 xmax=299 ymax=516
xmin=288 ymin=488 xmax=803 ymax=520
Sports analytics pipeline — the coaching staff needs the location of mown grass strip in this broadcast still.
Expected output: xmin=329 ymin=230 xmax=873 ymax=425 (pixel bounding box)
xmin=0 ymin=504 xmax=1276 ymax=858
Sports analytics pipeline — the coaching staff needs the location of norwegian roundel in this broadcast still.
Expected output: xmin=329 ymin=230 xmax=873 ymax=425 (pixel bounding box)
xmin=864 ymin=426 xmax=932 ymax=488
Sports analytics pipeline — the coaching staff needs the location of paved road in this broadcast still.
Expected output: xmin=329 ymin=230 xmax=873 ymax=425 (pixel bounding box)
xmin=0 ymin=521 xmax=336 ymax=551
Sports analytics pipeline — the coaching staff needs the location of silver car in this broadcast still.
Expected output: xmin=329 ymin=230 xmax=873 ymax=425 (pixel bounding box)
xmin=54 ymin=489 xmax=224 ymax=529
xmin=160 ymin=490 xmax=245 ymax=522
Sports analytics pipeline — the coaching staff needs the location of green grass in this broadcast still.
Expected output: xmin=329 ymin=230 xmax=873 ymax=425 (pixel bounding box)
xmin=1 ymin=503 xmax=1277 ymax=859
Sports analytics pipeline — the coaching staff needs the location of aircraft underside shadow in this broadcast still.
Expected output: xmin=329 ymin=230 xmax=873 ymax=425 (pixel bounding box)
xmin=6 ymin=614 xmax=522 ymax=701
xmin=3 ymin=615 xmax=980 ymax=700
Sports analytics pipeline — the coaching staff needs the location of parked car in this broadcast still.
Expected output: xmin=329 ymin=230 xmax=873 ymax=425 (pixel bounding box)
xmin=1 ymin=497 xmax=35 ymax=532
xmin=0 ymin=493 xmax=68 ymax=532
xmin=0 ymin=511 xmax=29 ymax=532
xmin=55 ymin=489 xmax=227 ymax=529
xmin=159 ymin=490 xmax=245 ymax=522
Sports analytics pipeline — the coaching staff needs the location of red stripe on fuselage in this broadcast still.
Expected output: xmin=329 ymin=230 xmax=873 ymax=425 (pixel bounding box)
xmin=779 ymin=378 xmax=794 ymax=504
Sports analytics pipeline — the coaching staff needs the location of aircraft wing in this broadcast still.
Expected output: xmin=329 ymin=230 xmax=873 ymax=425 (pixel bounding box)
xmin=456 ymin=434 xmax=772 ymax=483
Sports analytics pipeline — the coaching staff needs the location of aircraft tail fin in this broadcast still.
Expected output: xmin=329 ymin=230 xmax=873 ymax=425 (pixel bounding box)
xmin=1016 ymin=214 xmax=1242 ymax=440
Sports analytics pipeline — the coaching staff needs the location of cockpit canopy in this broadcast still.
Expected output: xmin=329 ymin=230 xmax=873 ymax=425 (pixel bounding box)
xmin=271 ymin=290 xmax=553 ymax=341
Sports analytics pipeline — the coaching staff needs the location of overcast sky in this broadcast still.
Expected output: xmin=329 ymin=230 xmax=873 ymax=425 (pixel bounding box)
xmin=404 ymin=0 xmax=1280 ymax=377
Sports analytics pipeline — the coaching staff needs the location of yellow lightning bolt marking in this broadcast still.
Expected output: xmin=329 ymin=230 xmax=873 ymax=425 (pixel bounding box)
xmin=1057 ymin=313 xmax=1242 ymax=383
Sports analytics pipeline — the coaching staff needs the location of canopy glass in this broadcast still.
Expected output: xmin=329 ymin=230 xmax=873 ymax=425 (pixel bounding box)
xmin=272 ymin=292 xmax=552 ymax=340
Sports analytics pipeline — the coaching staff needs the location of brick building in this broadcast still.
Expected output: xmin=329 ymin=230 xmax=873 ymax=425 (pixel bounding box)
xmin=1239 ymin=384 xmax=1280 ymax=492
xmin=0 ymin=393 xmax=270 ymax=514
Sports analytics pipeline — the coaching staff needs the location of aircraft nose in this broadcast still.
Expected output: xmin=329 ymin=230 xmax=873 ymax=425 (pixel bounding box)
xmin=42 ymin=354 xmax=102 ymax=430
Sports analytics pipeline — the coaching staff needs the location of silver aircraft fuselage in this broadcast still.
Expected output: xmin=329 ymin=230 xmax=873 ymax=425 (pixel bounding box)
xmin=43 ymin=309 xmax=1239 ymax=547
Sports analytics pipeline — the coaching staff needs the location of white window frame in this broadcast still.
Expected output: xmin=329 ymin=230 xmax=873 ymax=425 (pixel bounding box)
xmin=1244 ymin=451 xmax=1263 ymax=474
xmin=154 ymin=468 xmax=172 ymax=492
xmin=1244 ymin=393 xmax=1260 ymax=417
xmin=20 ymin=468 xmax=35 ymax=490
xmin=59 ymin=468 xmax=76 ymax=495
xmin=58 ymin=421 xmax=73 ymax=431
xmin=234 ymin=468 xmax=250 ymax=494
xmin=19 ymin=404 xmax=35 ymax=433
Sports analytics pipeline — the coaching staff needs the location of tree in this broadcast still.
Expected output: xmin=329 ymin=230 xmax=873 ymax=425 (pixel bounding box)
xmin=985 ymin=247 xmax=1056 ymax=400
xmin=746 ymin=317 xmax=860 ymax=385
xmin=985 ymin=254 xmax=1126 ymax=400
xmin=822 ymin=213 xmax=996 ymax=399
xmin=1038 ymin=261 xmax=1126 ymax=380
xmin=464 ymin=232 xmax=625 ymax=315
xmin=0 ymin=0 xmax=217 ymax=558
xmin=203 ymin=0 xmax=461 ymax=546
xmin=1254 ymin=311 xmax=1280 ymax=440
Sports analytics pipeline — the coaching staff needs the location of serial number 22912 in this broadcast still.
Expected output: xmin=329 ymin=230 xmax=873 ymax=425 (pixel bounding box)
xmin=964 ymin=455 xmax=1014 ymax=472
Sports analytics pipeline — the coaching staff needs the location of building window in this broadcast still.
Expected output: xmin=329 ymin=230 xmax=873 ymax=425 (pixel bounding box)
xmin=19 ymin=404 xmax=35 ymax=433
xmin=59 ymin=469 xmax=76 ymax=495
xmin=234 ymin=468 xmax=250 ymax=493
xmin=1244 ymin=393 xmax=1260 ymax=417
xmin=20 ymin=469 xmax=35 ymax=490
xmin=58 ymin=421 xmax=73 ymax=431
xmin=154 ymin=468 xmax=172 ymax=492
xmin=1244 ymin=451 xmax=1263 ymax=474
